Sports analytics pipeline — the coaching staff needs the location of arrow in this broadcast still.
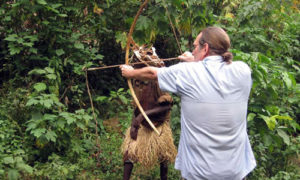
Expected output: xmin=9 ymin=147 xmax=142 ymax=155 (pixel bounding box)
xmin=85 ymin=57 xmax=179 ymax=71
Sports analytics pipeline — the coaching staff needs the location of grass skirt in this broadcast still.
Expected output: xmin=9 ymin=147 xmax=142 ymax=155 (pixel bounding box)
xmin=121 ymin=122 xmax=177 ymax=170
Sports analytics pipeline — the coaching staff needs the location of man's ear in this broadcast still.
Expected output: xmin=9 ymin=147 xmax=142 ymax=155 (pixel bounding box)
xmin=204 ymin=43 xmax=209 ymax=55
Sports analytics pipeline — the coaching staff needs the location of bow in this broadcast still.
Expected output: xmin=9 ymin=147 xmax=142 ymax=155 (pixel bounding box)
xmin=125 ymin=0 xmax=160 ymax=135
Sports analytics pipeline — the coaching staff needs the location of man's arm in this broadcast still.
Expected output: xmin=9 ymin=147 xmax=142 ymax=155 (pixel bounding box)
xmin=120 ymin=65 xmax=158 ymax=80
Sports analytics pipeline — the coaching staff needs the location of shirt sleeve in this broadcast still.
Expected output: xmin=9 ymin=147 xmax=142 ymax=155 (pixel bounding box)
xmin=157 ymin=64 xmax=182 ymax=94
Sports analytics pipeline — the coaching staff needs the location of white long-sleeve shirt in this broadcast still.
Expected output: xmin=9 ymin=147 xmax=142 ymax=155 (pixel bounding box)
xmin=157 ymin=55 xmax=256 ymax=180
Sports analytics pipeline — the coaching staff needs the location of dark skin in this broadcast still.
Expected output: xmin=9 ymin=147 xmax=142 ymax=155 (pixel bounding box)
xmin=123 ymin=79 xmax=172 ymax=180
xmin=130 ymin=105 xmax=172 ymax=140
xmin=130 ymin=79 xmax=173 ymax=140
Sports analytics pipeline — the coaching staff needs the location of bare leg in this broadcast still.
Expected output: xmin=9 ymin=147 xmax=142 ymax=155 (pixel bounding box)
xmin=160 ymin=161 xmax=168 ymax=180
xmin=123 ymin=160 xmax=133 ymax=180
xmin=123 ymin=151 xmax=133 ymax=180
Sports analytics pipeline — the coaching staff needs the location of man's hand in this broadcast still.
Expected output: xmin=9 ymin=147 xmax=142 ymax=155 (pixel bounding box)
xmin=120 ymin=65 xmax=134 ymax=78
xmin=120 ymin=65 xmax=158 ymax=80
xmin=178 ymin=51 xmax=195 ymax=62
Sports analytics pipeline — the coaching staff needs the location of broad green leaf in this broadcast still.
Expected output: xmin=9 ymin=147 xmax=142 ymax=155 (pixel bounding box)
xmin=26 ymin=122 xmax=37 ymax=131
xmin=56 ymin=49 xmax=65 ymax=56
xmin=58 ymin=14 xmax=68 ymax=17
xmin=28 ymin=69 xmax=46 ymax=75
xmin=95 ymin=54 xmax=104 ymax=60
xmin=43 ymin=99 xmax=53 ymax=108
xmin=247 ymin=113 xmax=256 ymax=121
xmin=4 ymin=34 xmax=18 ymax=41
xmin=96 ymin=96 xmax=107 ymax=102
xmin=33 ymin=82 xmax=47 ymax=92
xmin=118 ymin=88 xmax=124 ymax=92
xmin=119 ymin=95 xmax=128 ymax=104
xmin=51 ymin=3 xmax=62 ymax=8
xmin=265 ymin=105 xmax=280 ymax=115
xmin=43 ymin=113 xmax=57 ymax=121
xmin=22 ymin=42 xmax=33 ymax=47
xmin=4 ymin=16 xmax=11 ymax=21
xmin=3 ymin=157 xmax=14 ymax=164
xmin=26 ymin=98 xmax=38 ymax=106
xmin=44 ymin=67 xmax=54 ymax=74
xmin=262 ymin=134 xmax=272 ymax=146
xmin=56 ymin=119 xmax=65 ymax=128
xmin=31 ymin=112 xmax=43 ymax=121
xmin=24 ymin=35 xmax=38 ymax=41
xmin=31 ymin=128 xmax=46 ymax=138
xmin=60 ymin=112 xmax=77 ymax=125
xmin=45 ymin=131 xmax=57 ymax=142
xmin=16 ymin=163 xmax=33 ymax=174
xmin=282 ymin=72 xmax=295 ymax=89
xmin=259 ymin=114 xmax=276 ymax=130
xmin=258 ymin=65 xmax=268 ymax=76
xmin=277 ymin=129 xmax=290 ymax=145
xmin=42 ymin=21 xmax=50 ymax=25
xmin=82 ymin=114 xmax=92 ymax=121
xmin=115 ymin=31 xmax=127 ymax=49
xmin=136 ymin=15 xmax=151 ymax=31
xmin=74 ymin=43 xmax=84 ymax=49
xmin=46 ymin=74 xmax=57 ymax=80
xmin=273 ymin=115 xmax=293 ymax=121
xmin=37 ymin=0 xmax=47 ymax=5
xmin=9 ymin=46 xmax=22 ymax=55
xmin=77 ymin=122 xmax=85 ymax=129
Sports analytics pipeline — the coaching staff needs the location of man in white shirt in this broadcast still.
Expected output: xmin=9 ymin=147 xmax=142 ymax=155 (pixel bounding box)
xmin=120 ymin=27 xmax=256 ymax=180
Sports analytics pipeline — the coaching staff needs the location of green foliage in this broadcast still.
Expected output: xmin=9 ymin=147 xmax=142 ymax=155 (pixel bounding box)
xmin=232 ymin=49 xmax=300 ymax=178
xmin=0 ymin=0 xmax=299 ymax=179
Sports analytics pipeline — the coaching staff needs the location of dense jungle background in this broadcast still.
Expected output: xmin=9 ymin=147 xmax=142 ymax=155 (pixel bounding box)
xmin=0 ymin=0 xmax=299 ymax=179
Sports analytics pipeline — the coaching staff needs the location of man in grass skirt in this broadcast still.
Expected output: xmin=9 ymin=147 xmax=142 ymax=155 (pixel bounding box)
xmin=121 ymin=46 xmax=177 ymax=180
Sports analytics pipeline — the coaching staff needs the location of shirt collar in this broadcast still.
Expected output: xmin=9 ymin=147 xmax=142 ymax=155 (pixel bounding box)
xmin=202 ymin=55 xmax=223 ymax=63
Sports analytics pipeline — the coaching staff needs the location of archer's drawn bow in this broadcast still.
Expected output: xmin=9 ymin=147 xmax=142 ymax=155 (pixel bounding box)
xmin=125 ymin=0 xmax=160 ymax=135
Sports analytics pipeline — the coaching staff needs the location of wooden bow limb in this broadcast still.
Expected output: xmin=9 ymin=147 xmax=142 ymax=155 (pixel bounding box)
xmin=85 ymin=57 xmax=179 ymax=71
xmin=125 ymin=0 xmax=163 ymax=135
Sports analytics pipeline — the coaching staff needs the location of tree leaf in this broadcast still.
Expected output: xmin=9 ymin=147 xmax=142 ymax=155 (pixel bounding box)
xmin=136 ymin=15 xmax=151 ymax=31
xmin=74 ymin=43 xmax=84 ymax=49
xmin=56 ymin=49 xmax=65 ymax=56
xmin=247 ymin=113 xmax=256 ymax=121
xmin=115 ymin=31 xmax=127 ymax=49
xmin=33 ymin=82 xmax=47 ymax=92
xmin=43 ymin=99 xmax=53 ymax=108
xmin=4 ymin=34 xmax=18 ymax=42
xmin=16 ymin=163 xmax=33 ymax=174
xmin=26 ymin=122 xmax=37 ymax=131
xmin=259 ymin=114 xmax=276 ymax=130
xmin=26 ymin=98 xmax=38 ymax=106
xmin=277 ymin=129 xmax=290 ymax=145
xmin=9 ymin=46 xmax=22 ymax=55
xmin=28 ymin=69 xmax=46 ymax=75
xmin=46 ymin=74 xmax=57 ymax=80
xmin=37 ymin=0 xmax=47 ymax=5
xmin=3 ymin=157 xmax=14 ymax=164
xmin=58 ymin=14 xmax=68 ymax=17
xmin=45 ymin=131 xmax=57 ymax=142
xmin=31 ymin=128 xmax=46 ymax=138
xmin=282 ymin=72 xmax=295 ymax=89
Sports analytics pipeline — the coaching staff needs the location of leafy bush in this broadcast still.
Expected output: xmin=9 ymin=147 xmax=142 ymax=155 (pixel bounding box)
xmin=0 ymin=0 xmax=299 ymax=179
